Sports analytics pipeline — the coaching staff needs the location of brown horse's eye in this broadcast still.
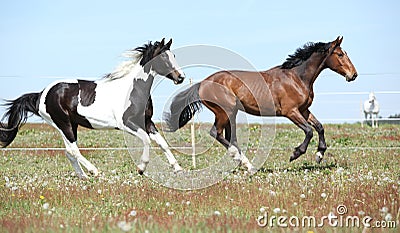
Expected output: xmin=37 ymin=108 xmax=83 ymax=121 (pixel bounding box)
xmin=338 ymin=53 xmax=344 ymax=57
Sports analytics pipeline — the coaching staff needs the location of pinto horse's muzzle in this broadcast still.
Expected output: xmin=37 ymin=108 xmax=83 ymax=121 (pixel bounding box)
xmin=167 ymin=70 xmax=185 ymax=84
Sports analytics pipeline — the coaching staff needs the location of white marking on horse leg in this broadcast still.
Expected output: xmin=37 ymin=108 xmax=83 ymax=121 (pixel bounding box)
xmin=316 ymin=151 xmax=324 ymax=163
xmin=239 ymin=152 xmax=256 ymax=174
xmin=227 ymin=145 xmax=241 ymax=162
xmin=67 ymin=142 xmax=99 ymax=176
xmin=66 ymin=151 xmax=88 ymax=179
xmin=134 ymin=128 xmax=151 ymax=173
xmin=149 ymin=132 xmax=183 ymax=172
xmin=228 ymin=145 xmax=256 ymax=174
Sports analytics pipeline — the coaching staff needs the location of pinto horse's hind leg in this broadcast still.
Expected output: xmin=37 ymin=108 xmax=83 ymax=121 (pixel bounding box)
xmin=56 ymin=123 xmax=99 ymax=179
xmin=146 ymin=120 xmax=183 ymax=172
xmin=306 ymin=111 xmax=327 ymax=163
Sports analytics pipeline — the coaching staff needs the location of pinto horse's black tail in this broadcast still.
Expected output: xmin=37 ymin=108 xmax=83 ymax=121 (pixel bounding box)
xmin=163 ymin=83 xmax=202 ymax=132
xmin=0 ymin=92 xmax=41 ymax=147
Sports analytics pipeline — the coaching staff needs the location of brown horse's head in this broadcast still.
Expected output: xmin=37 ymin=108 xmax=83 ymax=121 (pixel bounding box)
xmin=325 ymin=36 xmax=358 ymax=82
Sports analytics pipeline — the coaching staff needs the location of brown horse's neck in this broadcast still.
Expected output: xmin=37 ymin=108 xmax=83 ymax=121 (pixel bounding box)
xmin=294 ymin=52 xmax=327 ymax=90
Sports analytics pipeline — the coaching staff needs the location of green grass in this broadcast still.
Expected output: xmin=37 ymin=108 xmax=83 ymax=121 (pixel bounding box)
xmin=1 ymin=123 xmax=399 ymax=232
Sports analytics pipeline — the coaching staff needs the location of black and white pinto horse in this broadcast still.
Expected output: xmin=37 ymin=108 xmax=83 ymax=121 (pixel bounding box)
xmin=0 ymin=38 xmax=185 ymax=178
xmin=363 ymin=92 xmax=380 ymax=128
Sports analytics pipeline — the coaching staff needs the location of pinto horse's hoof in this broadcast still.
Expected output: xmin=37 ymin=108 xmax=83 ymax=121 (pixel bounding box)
xmin=315 ymin=152 xmax=324 ymax=164
xmin=137 ymin=168 xmax=144 ymax=175
xmin=248 ymin=167 xmax=258 ymax=176
xmin=289 ymin=155 xmax=297 ymax=162
xmin=174 ymin=168 xmax=184 ymax=174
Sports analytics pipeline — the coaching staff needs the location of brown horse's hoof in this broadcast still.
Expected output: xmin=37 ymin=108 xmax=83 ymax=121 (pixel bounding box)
xmin=289 ymin=155 xmax=297 ymax=162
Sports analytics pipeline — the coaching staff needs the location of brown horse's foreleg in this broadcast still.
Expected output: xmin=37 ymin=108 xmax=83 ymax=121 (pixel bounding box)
xmin=305 ymin=111 xmax=327 ymax=163
xmin=287 ymin=110 xmax=314 ymax=162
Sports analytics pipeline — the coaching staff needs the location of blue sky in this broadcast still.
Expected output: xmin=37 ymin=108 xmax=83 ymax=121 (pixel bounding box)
xmin=0 ymin=0 xmax=399 ymax=123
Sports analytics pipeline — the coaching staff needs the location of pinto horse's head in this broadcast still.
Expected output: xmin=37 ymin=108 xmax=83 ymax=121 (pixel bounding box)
xmin=325 ymin=36 xmax=358 ymax=82
xmin=143 ymin=38 xmax=185 ymax=84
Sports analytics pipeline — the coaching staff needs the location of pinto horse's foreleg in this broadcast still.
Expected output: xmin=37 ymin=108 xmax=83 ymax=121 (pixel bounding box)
xmin=287 ymin=110 xmax=314 ymax=162
xmin=146 ymin=121 xmax=183 ymax=172
xmin=306 ymin=111 xmax=327 ymax=163
xmin=123 ymin=125 xmax=151 ymax=175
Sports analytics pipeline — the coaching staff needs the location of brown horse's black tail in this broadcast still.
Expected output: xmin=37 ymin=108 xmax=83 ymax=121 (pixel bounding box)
xmin=0 ymin=92 xmax=41 ymax=147
xmin=163 ymin=83 xmax=202 ymax=132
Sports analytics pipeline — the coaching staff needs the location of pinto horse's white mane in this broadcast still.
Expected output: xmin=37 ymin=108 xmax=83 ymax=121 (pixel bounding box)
xmin=102 ymin=51 xmax=142 ymax=81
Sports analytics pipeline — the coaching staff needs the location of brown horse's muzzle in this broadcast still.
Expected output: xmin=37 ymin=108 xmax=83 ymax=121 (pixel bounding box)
xmin=346 ymin=72 xmax=358 ymax=82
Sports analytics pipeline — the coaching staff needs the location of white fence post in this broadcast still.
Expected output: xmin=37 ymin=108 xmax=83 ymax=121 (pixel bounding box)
xmin=190 ymin=78 xmax=196 ymax=168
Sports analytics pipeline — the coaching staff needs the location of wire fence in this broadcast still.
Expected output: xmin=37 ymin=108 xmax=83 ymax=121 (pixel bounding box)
xmin=2 ymin=146 xmax=400 ymax=152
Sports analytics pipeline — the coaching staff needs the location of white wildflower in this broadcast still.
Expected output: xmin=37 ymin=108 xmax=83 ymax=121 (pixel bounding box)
xmin=214 ymin=210 xmax=221 ymax=216
xmin=117 ymin=221 xmax=132 ymax=232
xmin=336 ymin=167 xmax=345 ymax=174
xmin=129 ymin=210 xmax=137 ymax=217
xmin=380 ymin=206 xmax=389 ymax=213
xmin=43 ymin=203 xmax=50 ymax=210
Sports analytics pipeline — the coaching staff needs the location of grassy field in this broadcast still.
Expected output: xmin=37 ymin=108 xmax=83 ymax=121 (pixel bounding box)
xmin=0 ymin=123 xmax=399 ymax=232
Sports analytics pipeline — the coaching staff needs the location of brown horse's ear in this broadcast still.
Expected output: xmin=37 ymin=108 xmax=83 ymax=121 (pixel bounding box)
xmin=165 ymin=38 xmax=172 ymax=50
xmin=334 ymin=36 xmax=343 ymax=46
xmin=337 ymin=36 xmax=343 ymax=45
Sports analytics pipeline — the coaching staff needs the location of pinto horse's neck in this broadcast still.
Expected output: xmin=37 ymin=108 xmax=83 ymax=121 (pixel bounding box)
xmin=122 ymin=61 xmax=156 ymax=92
xmin=294 ymin=52 xmax=328 ymax=90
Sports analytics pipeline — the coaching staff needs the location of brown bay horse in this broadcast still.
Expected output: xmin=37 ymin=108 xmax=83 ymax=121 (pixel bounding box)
xmin=164 ymin=36 xmax=358 ymax=174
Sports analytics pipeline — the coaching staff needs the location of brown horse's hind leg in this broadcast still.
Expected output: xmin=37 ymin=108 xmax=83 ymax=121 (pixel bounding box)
xmin=287 ymin=110 xmax=314 ymax=162
xmin=306 ymin=111 xmax=327 ymax=163
xmin=210 ymin=122 xmax=231 ymax=149
xmin=209 ymin=110 xmax=256 ymax=174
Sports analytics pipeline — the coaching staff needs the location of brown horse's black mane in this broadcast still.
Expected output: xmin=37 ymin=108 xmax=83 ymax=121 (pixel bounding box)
xmin=280 ymin=42 xmax=331 ymax=69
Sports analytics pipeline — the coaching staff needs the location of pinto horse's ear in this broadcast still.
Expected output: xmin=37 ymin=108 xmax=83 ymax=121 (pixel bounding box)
xmin=165 ymin=38 xmax=172 ymax=50
xmin=160 ymin=38 xmax=165 ymax=47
